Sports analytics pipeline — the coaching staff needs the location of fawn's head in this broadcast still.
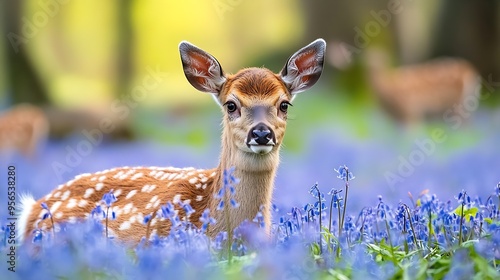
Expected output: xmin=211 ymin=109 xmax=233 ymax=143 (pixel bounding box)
xmin=179 ymin=39 xmax=325 ymax=161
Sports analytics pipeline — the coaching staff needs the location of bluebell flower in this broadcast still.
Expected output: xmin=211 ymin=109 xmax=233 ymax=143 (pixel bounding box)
xmin=200 ymin=209 xmax=216 ymax=232
xmin=309 ymin=182 xmax=325 ymax=201
xmin=335 ymin=165 xmax=355 ymax=182
xmin=172 ymin=215 xmax=181 ymax=227
xmin=217 ymin=200 xmax=224 ymax=211
xmin=328 ymin=188 xmax=343 ymax=208
xmin=149 ymin=234 xmax=161 ymax=247
xmin=231 ymin=241 xmax=247 ymax=256
xmin=102 ymin=190 xmax=117 ymax=207
xmin=253 ymin=211 xmax=265 ymax=228
xmin=41 ymin=202 xmax=52 ymax=220
xmin=160 ymin=202 xmax=175 ymax=218
xmin=182 ymin=202 xmax=195 ymax=216
xmin=214 ymin=231 xmax=227 ymax=250
xmin=455 ymin=190 xmax=470 ymax=206
xmin=32 ymin=229 xmax=43 ymax=243
xmin=288 ymin=207 xmax=301 ymax=221
xmin=313 ymin=201 xmax=327 ymax=215
xmin=91 ymin=205 xmax=105 ymax=219
xmin=143 ymin=214 xmax=152 ymax=224
xmin=272 ymin=203 xmax=279 ymax=212
xmin=216 ymin=187 xmax=225 ymax=199
xmin=216 ymin=167 xmax=240 ymax=211
xmin=230 ymin=199 xmax=239 ymax=208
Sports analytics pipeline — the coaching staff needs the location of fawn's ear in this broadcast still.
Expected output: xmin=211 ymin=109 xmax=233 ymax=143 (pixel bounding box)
xmin=179 ymin=41 xmax=226 ymax=95
xmin=280 ymin=39 xmax=326 ymax=95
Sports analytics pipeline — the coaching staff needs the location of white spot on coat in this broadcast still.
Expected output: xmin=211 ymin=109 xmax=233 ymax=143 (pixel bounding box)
xmin=113 ymin=189 xmax=122 ymax=197
xmin=84 ymin=188 xmax=95 ymax=198
xmin=153 ymin=199 xmax=161 ymax=208
xmin=113 ymin=170 xmax=125 ymax=179
xmin=123 ymin=203 xmax=134 ymax=214
xmin=61 ymin=190 xmax=71 ymax=201
xmin=188 ymin=177 xmax=198 ymax=184
xmin=66 ymin=198 xmax=77 ymax=209
xmin=119 ymin=221 xmax=131 ymax=230
xmin=50 ymin=201 xmax=62 ymax=213
xmin=95 ymin=183 xmax=104 ymax=191
xmin=131 ymin=173 xmax=143 ymax=180
xmin=78 ymin=200 xmax=88 ymax=207
xmin=141 ymin=184 xmax=156 ymax=193
xmin=126 ymin=190 xmax=138 ymax=199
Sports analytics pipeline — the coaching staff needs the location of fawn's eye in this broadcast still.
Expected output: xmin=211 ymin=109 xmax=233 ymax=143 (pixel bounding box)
xmin=225 ymin=101 xmax=237 ymax=113
xmin=279 ymin=101 xmax=292 ymax=113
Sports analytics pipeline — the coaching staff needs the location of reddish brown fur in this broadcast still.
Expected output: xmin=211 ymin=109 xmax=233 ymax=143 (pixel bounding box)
xmin=27 ymin=167 xmax=216 ymax=244
xmin=21 ymin=39 xmax=325 ymax=244
xmin=366 ymin=52 xmax=480 ymax=124
xmin=0 ymin=104 xmax=48 ymax=156
xmin=229 ymin=68 xmax=285 ymax=98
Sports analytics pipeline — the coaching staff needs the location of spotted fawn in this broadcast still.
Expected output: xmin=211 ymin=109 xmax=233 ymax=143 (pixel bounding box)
xmin=18 ymin=39 xmax=326 ymax=244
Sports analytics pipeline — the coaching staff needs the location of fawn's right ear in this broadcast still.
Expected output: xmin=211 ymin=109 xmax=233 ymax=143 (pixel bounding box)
xmin=179 ymin=41 xmax=226 ymax=95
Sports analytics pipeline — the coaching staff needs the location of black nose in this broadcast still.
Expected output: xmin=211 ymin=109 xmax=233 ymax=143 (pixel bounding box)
xmin=250 ymin=123 xmax=274 ymax=145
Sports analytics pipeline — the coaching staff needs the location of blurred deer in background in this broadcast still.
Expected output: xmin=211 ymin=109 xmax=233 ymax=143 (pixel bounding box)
xmin=19 ymin=39 xmax=326 ymax=244
xmin=328 ymin=42 xmax=481 ymax=125
xmin=0 ymin=103 xmax=49 ymax=157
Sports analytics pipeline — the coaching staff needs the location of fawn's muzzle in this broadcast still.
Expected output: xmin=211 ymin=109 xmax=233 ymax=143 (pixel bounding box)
xmin=246 ymin=123 xmax=275 ymax=154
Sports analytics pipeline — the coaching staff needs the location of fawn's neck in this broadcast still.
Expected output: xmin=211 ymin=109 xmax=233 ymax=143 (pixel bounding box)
xmin=208 ymin=132 xmax=279 ymax=236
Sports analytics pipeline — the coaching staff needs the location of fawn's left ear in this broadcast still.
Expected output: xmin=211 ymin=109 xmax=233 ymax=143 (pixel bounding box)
xmin=179 ymin=41 xmax=226 ymax=95
xmin=280 ymin=39 xmax=326 ymax=95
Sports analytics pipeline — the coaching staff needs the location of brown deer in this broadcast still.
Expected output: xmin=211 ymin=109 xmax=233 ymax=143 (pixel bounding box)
xmin=19 ymin=39 xmax=326 ymax=244
xmin=328 ymin=42 xmax=481 ymax=125
xmin=365 ymin=49 xmax=481 ymax=125
xmin=0 ymin=103 xmax=48 ymax=157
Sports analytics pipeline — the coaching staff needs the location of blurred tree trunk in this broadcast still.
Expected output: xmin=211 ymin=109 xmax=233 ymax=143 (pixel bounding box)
xmin=117 ymin=0 xmax=133 ymax=98
xmin=1 ymin=0 xmax=50 ymax=105
xmin=430 ymin=0 xmax=500 ymax=78
xmin=299 ymin=1 xmax=389 ymax=45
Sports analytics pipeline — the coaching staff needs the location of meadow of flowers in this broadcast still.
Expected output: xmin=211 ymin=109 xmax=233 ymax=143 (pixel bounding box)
xmin=1 ymin=99 xmax=500 ymax=279
xmin=1 ymin=162 xmax=499 ymax=279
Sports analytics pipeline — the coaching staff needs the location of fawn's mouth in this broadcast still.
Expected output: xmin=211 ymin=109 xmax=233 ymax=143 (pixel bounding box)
xmin=247 ymin=142 xmax=275 ymax=155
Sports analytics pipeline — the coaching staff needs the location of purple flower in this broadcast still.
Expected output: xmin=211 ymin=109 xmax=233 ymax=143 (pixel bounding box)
xmin=41 ymin=202 xmax=52 ymax=220
xmin=143 ymin=214 xmax=152 ymax=224
xmin=160 ymin=202 xmax=175 ymax=218
xmin=32 ymin=229 xmax=43 ymax=243
xmin=200 ymin=209 xmax=216 ymax=232
xmin=182 ymin=202 xmax=195 ymax=216
xmin=216 ymin=167 xmax=240 ymax=211
xmin=91 ymin=205 xmax=105 ymax=219
xmin=102 ymin=190 xmax=117 ymax=207
xmin=253 ymin=211 xmax=265 ymax=228
xmin=335 ymin=165 xmax=355 ymax=182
